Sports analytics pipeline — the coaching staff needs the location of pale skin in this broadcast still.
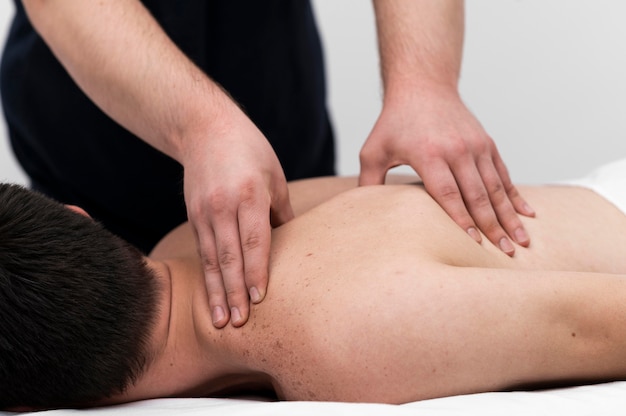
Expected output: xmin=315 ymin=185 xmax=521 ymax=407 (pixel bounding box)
xmin=363 ymin=0 xmax=535 ymax=253
xmin=92 ymin=175 xmax=626 ymax=405
xmin=21 ymin=0 xmax=534 ymax=328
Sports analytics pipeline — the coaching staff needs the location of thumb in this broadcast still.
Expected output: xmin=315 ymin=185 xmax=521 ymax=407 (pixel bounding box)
xmin=270 ymin=186 xmax=295 ymax=227
xmin=359 ymin=138 xmax=392 ymax=186
xmin=359 ymin=158 xmax=389 ymax=187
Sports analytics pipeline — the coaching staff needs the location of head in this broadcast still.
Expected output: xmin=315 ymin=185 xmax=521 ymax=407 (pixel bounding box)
xmin=0 ymin=183 xmax=161 ymax=409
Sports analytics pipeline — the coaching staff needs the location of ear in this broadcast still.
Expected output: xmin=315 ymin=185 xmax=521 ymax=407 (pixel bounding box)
xmin=65 ymin=204 xmax=91 ymax=218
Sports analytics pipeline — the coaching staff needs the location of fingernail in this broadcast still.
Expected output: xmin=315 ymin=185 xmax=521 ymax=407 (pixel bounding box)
xmin=514 ymin=227 xmax=529 ymax=245
xmin=249 ymin=286 xmax=262 ymax=303
xmin=231 ymin=307 xmax=242 ymax=324
xmin=499 ymin=237 xmax=515 ymax=255
xmin=523 ymin=202 xmax=536 ymax=216
xmin=467 ymin=227 xmax=482 ymax=243
xmin=212 ymin=306 xmax=225 ymax=325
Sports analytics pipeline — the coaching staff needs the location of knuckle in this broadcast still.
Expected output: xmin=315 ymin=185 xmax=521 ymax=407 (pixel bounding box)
xmin=503 ymin=181 xmax=520 ymax=198
xmin=485 ymin=180 xmax=506 ymax=202
xmin=471 ymin=136 xmax=490 ymax=153
xmin=420 ymin=144 xmax=445 ymax=162
xmin=465 ymin=200 xmax=501 ymax=234
xmin=188 ymin=188 xmax=230 ymax=220
xmin=467 ymin=190 xmax=491 ymax=209
xmin=435 ymin=184 xmax=462 ymax=203
xmin=207 ymin=188 xmax=231 ymax=214
xmin=447 ymin=137 xmax=470 ymax=156
xmin=241 ymin=233 xmax=262 ymax=252
xmin=201 ymin=254 xmax=221 ymax=274
xmin=224 ymin=284 xmax=241 ymax=298
xmin=201 ymin=242 xmax=238 ymax=272
xmin=218 ymin=250 xmax=238 ymax=267
xmin=238 ymin=179 xmax=259 ymax=202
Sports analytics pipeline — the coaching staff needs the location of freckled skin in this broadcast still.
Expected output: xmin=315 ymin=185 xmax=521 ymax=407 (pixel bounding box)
xmin=127 ymin=178 xmax=626 ymax=404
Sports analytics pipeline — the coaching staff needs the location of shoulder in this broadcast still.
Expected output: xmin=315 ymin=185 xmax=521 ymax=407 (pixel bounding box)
xmin=149 ymin=223 xmax=197 ymax=260
xmin=149 ymin=175 xmax=423 ymax=260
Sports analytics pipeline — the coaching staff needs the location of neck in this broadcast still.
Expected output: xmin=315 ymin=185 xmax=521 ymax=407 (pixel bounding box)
xmin=165 ymin=257 xmax=274 ymax=398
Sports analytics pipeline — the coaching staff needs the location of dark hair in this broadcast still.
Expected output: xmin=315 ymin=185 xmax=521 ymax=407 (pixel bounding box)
xmin=0 ymin=183 xmax=161 ymax=409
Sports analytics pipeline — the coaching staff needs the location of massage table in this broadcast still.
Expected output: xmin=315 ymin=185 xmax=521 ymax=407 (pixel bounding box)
xmin=3 ymin=381 xmax=625 ymax=415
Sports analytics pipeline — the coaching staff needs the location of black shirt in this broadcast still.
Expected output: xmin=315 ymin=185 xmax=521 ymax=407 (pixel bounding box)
xmin=0 ymin=0 xmax=335 ymax=252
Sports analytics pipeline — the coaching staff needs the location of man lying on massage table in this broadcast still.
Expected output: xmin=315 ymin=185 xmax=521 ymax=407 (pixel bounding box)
xmin=2 ymin=158 xmax=626 ymax=410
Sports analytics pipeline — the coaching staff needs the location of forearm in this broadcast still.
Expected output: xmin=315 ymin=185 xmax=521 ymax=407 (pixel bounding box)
xmin=372 ymin=0 xmax=464 ymax=97
xmin=22 ymin=0 xmax=236 ymax=163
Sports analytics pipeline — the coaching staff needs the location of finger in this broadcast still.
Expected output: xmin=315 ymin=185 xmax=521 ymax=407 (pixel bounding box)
xmin=358 ymin=146 xmax=390 ymax=187
xmin=492 ymin=151 xmax=536 ymax=218
xmin=418 ymin=158 xmax=482 ymax=244
xmin=195 ymin=222 xmax=230 ymax=328
xmin=209 ymin=206 xmax=249 ymax=327
xmin=476 ymin=156 xmax=530 ymax=248
xmin=238 ymin=195 xmax=272 ymax=311
xmin=450 ymin=157 xmax=515 ymax=256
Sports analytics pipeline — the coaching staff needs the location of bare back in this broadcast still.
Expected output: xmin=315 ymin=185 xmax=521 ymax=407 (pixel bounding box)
xmin=153 ymin=181 xmax=626 ymax=402
xmin=267 ymin=182 xmax=626 ymax=273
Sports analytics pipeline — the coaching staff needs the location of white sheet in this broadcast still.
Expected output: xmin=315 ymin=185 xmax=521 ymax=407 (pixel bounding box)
xmin=561 ymin=156 xmax=626 ymax=215
xmin=4 ymin=381 xmax=626 ymax=415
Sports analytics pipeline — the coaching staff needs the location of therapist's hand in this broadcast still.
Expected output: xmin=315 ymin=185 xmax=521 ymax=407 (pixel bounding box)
xmin=182 ymin=114 xmax=294 ymax=329
xmin=359 ymin=86 xmax=535 ymax=256
xmin=21 ymin=0 xmax=294 ymax=327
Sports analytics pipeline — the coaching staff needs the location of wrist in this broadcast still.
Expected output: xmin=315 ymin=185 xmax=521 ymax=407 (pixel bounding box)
xmin=168 ymin=82 xmax=241 ymax=166
xmin=382 ymin=76 xmax=460 ymax=108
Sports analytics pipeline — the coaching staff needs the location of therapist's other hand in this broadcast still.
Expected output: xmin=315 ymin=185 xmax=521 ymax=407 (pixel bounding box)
xmin=183 ymin=115 xmax=294 ymax=329
xmin=359 ymin=87 xmax=535 ymax=256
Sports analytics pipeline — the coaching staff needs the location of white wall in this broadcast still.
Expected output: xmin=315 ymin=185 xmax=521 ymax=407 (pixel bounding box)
xmin=314 ymin=0 xmax=626 ymax=183
xmin=1 ymin=1 xmax=625 ymax=185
